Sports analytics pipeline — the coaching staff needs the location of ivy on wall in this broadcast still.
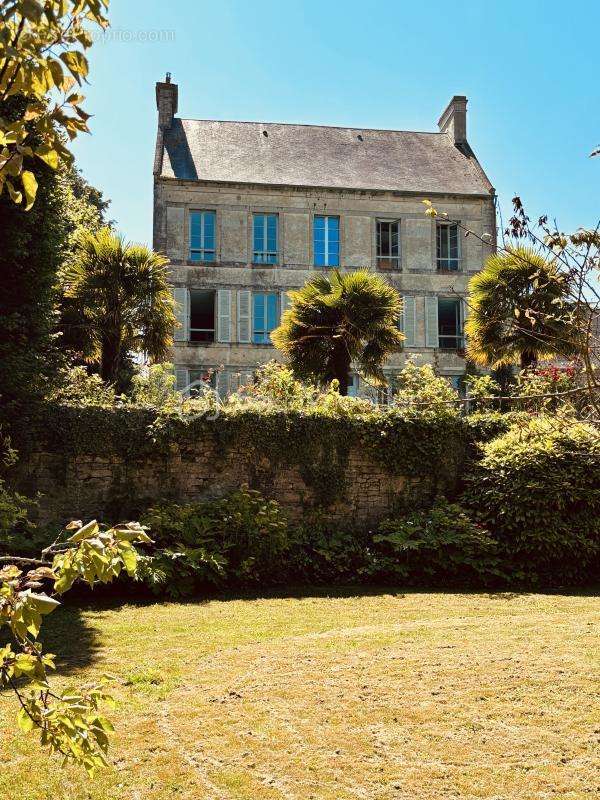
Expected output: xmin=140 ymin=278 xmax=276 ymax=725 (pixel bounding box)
xmin=8 ymin=403 xmax=519 ymax=519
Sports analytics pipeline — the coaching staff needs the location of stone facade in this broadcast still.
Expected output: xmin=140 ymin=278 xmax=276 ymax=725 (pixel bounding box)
xmin=153 ymin=78 xmax=496 ymax=396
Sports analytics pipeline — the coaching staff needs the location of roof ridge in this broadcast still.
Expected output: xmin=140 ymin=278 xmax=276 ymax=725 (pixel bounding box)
xmin=179 ymin=117 xmax=444 ymax=136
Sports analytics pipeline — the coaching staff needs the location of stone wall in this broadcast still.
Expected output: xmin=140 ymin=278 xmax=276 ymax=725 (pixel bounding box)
xmin=16 ymin=442 xmax=422 ymax=529
xmin=12 ymin=408 xmax=463 ymax=529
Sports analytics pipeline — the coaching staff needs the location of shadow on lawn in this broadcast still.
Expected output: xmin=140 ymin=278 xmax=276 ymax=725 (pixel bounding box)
xmin=60 ymin=580 xmax=600 ymax=616
xmin=38 ymin=602 xmax=103 ymax=676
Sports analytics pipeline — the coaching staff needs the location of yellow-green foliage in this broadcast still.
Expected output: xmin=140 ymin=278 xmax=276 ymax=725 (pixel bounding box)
xmin=0 ymin=520 xmax=149 ymax=774
xmin=464 ymin=415 xmax=600 ymax=583
xmin=391 ymin=361 xmax=460 ymax=420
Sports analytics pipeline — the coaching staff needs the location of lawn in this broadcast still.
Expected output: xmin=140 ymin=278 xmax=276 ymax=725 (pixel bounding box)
xmin=1 ymin=590 xmax=598 ymax=800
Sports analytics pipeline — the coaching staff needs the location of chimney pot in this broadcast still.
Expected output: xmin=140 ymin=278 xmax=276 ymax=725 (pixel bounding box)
xmin=438 ymin=95 xmax=468 ymax=144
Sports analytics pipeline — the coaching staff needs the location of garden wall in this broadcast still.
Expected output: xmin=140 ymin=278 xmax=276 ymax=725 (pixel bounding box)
xmin=9 ymin=404 xmax=480 ymax=528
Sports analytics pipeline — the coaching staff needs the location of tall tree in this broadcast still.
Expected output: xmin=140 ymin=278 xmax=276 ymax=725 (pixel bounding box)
xmin=272 ymin=269 xmax=404 ymax=395
xmin=0 ymin=125 xmax=110 ymax=414
xmin=465 ymin=247 xmax=577 ymax=370
xmin=61 ymin=228 xmax=176 ymax=391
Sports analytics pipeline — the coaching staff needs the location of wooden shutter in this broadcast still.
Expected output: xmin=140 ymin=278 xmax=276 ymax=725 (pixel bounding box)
xmin=229 ymin=371 xmax=240 ymax=394
xmin=217 ymin=289 xmax=231 ymax=342
xmin=175 ymin=367 xmax=188 ymax=394
xmin=172 ymin=287 xmax=188 ymax=342
xmin=240 ymin=370 xmax=254 ymax=389
xmin=216 ymin=370 xmax=229 ymax=400
xmin=402 ymin=295 xmax=416 ymax=347
xmin=237 ymin=290 xmax=251 ymax=343
xmin=280 ymin=290 xmax=291 ymax=317
xmin=425 ymin=296 xmax=439 ymax=348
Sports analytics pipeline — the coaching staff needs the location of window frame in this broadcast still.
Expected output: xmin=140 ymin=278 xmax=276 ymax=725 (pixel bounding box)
xmin=437 ymin=296 xmax=464 ymax=350
xmin=436 ymin=220 xmax=460 ymax=271
xmin=313 ymin=214 xmax=340 ymax=267
xmin=376 ymin=218 xmax=401 ymax=270
xmin=252 ymin=213 xmax=278 ymax=265
xmin=252 ymin=291 xmax=279 ymax=344
xmin=189 ymin=210 xmax=216 ymax=263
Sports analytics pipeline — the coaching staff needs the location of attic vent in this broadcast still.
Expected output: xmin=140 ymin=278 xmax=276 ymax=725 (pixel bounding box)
xmin=357 ymin=134 xmax=363 ymax=141
xmin=262 ymin=130 xmax=268 ymax=137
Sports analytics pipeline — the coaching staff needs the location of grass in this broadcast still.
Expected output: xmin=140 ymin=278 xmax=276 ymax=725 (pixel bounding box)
xmin=0 ymin=590 xmax=598 ymax=799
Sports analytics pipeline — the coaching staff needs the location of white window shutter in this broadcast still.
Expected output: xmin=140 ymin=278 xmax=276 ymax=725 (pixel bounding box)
xmin=280 ymin=290 xmax=291 ymax=317
xmin=425 ymin=296 xmax=439 ymax=348
xmin=240 ymin=369 xmax=254 ymax=389
xmin=402 ymin=295 xmax=416 ymax=347
xmin=172 ymin=287 xmax=189 ymax=342
xmin=175 ymin=367 xmax=188 ymax=394
xmin=237 ymin=290 xmax=251 ymax=343
xmin=217 ymin=289 xmax=231 ymax=342
xmin=216 ymin=370 xmax=229 ymax=400
xmin=229 ymin=371 xmax=240 ymax=393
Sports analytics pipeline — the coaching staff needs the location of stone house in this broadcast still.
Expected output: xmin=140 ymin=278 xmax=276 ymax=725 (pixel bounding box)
xmin=153 ymin=75 xmax=496 ymax=397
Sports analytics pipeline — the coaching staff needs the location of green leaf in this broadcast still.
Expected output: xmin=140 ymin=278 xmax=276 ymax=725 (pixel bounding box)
xmin=59 ymin=50 xmax=89 ymax=83
xmin=27 ymin=592 xmax=61 ymax=615
xmin=67 ymin=520 xmax=99 ymax=542
xmin=17 ymin=707 xmax=35 ymax=733
xmin=21 ymin=170 xmax=38 ymax=210
xmin=35 ymin=144 xmax=59 ymax=170
xmin=120 ymin=547 xmax=138 ymax=576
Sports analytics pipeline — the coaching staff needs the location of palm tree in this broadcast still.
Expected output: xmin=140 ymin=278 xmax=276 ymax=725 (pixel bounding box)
xmin=61 ymin=227 xmax=176 ymax=390
xmin=465 ymin=246 xmax=576 ymax=370
xmin=271 ymin=269 xmax=404 ymax=395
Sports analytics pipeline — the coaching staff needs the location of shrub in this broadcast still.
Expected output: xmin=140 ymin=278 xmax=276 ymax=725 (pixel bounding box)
xmin=463 ymin=415 xmax=600 ymax=584
xmin=368 ymin=500 xmax=500 ymax=585
xmin=391 ymin=361 xmax=460 ymax=420
xmin=48 ymin=366 xmax=118 ymax=406
xmin=515 ymin=365 xmax=579 ymax=412
xmin=129 ymin=363 xmax=180 ymax=409
xmin=286 ymin=516 xmax=372 ymax=584
xmin=139 ymin=487 xmax=288 ymax=596
xmin=464 ymin=374 xmax=502 ymax=412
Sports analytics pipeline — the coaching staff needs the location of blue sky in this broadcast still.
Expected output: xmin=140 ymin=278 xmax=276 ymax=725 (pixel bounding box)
xmin=72 ymin=0 xmax=599 ymax=246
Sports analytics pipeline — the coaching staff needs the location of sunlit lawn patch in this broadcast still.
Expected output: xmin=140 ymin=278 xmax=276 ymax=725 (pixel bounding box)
xmin=1 ymin=590 xmax=598 ymax=799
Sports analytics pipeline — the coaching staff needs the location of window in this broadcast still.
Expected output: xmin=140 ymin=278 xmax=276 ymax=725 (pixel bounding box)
xmin=314 ymin=215 xmax=339 ymax=267
xmin=189 ymin=290 xmax=215 ymax=342
xmin=253 ymin=292 xmax=278 ymax=344
xmin=253 ymin=213 xmax=278 ymax=264
xmin=190 ymin=211 xmax=216 ymax=262
xmin=377 ymin=219 xmax=400 ymax=269
xmin=438 ymin=297 xmax=463 ymax=349
xmin=436 ymin=222 xmax=459 ymax=270
xmin=347 ymin=373 xmax=358 ymax=398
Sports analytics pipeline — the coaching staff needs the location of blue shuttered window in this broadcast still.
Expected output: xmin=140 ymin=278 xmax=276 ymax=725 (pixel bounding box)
xmin=253 ymin=214 xmax=278 ymax=264
xmin=314 ymin=215 xmax=340 ymax=267
xmin=253 ymin=292 xmax=278 ymax=344
xmin=190 ymin=211 xmax=216 ymax=262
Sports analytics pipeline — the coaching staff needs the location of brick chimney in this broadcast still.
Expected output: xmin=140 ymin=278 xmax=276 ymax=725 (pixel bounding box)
xmin=438 ymin=95 xmax=467 ymax=144
xmin=156 ymin=72 xmax=178 ymax=129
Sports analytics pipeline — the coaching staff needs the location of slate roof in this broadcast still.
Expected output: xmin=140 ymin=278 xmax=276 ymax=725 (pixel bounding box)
xmin=159 ymin=118 xmax=493 ymax=196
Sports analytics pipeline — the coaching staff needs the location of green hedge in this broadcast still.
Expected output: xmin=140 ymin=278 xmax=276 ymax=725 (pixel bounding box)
xmin=463 ymin=416 xmax=600 ymax=584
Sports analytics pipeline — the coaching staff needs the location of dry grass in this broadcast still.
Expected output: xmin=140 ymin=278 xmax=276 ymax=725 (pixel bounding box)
xmin=1 ymin=590 xmax=598 ymax=799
